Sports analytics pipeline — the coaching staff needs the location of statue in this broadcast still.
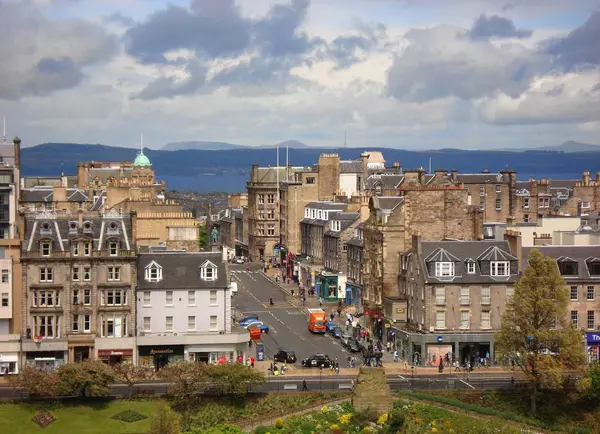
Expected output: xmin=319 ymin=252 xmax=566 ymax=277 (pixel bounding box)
xmin=210 ymin=227 xmax=219 ymax=244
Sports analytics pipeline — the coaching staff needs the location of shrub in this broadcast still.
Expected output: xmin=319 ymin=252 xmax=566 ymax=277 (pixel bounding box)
xmin=148 ymin=401 xmax=180 ymax=434
xmin=353 ymin=407 xmax=379 ymax=427
xmin=111 ymin=409 xmax=148 ymax=423
xmin=388 ymin=407 xmax=407 ymax=432
xmin=10 ymin=366 xmax=61 ymax=397
xmin=57 ymin=360 xmax=115 ymax=397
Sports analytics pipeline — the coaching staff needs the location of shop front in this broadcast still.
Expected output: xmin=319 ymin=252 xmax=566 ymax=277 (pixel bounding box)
xmin=587 ymin=332 xmax=600 ymax=363
xmin=345 ymin=281 xmax=362 ymax=307
xmin=138 ymin=345 xmax=184 ymax=370
xmin=98 ymin=349 xmax=134 ymax=365
xmin=316 ymin=271 xmax=341 ymax=301
xmin=25 ymin=351 xmax=67 ymax=370
xmin=185 ymin=333 xmax=249 ymax=364
xmin=0 ymin=337 xmax=20 ymax=375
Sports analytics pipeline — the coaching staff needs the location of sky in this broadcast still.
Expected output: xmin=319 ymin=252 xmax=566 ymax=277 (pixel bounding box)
xmin=0 ymin=0 xmax=599 ymax=150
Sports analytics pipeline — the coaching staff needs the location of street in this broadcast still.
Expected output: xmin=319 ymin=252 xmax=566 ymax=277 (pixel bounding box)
xmin=230 ymin=265 xmax=351 ymax=366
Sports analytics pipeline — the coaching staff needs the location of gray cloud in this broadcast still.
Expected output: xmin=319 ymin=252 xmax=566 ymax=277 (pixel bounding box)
xmin=546 ymin=11 xmax=600 ymax=69
xmin=0 ymin=1 xmax=117 ymax=100
xmin=124 ymin=0 xmax=252 ymax=64
xmin=104 ymin=12 xmax=134 ymax=27
xmin=386 ymin=25 xmax=548 ymax=102
xmin=131 ymin=59 xmax=208 ymax=100
xmin=322 ymin=23 xmax=387 ymax=69
xmin=468 ymin=14 xmax=532 ymax=39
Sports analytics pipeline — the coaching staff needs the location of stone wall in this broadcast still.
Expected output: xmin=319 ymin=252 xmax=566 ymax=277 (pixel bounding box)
xmin=317 ymin=154 xmax=340 ymax=201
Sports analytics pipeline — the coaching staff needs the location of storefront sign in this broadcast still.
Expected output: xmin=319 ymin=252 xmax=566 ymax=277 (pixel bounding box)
xmin=98 ymin=349 xmax=133 ymax=358
xmin=385 ymin=323 xmax=391 ymax=328
xmin=437 ymin=336 xmax=443 ymax=343
xmin=150 ymin=349 xmax=174 ymax=355
xmin=587 ymin=332 xmax=600 ymax=344
xmin=396 ymin=308 xmax=405 ymax=313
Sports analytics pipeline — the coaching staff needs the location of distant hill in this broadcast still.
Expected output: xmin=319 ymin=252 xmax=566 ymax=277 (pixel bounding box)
xmin=161 ymin=139 xmax=309 ymax=151
xmin=499 ymin=141 xmax=600 ymax=153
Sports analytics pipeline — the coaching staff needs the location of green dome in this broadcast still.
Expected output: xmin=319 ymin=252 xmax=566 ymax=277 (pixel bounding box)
xmin=134 ymin=150 xmax=151 ymax=166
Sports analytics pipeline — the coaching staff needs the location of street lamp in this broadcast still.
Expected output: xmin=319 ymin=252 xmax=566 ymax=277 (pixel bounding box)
xmin=319 ymin=366 xmax=323 ymax=392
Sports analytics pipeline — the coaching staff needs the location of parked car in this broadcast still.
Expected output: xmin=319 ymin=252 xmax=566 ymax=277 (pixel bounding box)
xmin=274 ymin=350 xmax=297 ymax=364
xmin=248 ymin=326 xmax=261 ymax=341
xmin=243 ymin=320 xmax=269 ymax=333
xmin=232 ymin=256 xmax=245 ymax=264
xmin=239 ymin=314 xmax=259 ymax=325
xmin=301 ymin=354 xmax=332 ymax=368
xmin=325 ymin=321 xmax=339 ymax=333
xmin=344 ymin=338 xmax=362 ymax=353
xmin=331 ymin=327 xmax=344 ymax=339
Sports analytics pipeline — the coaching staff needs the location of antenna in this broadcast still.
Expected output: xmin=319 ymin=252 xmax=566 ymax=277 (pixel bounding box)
xmin=286 ymin=145 xmax=289 ymax=182
xmin=344 ymin=132 xmax=347 ymax=148
xmin=2 ymin=116 xmax=5 ymax=144
xmin=140 ymin=133 xmax=144 ymax=153
xmin=429 ymin=157 xmax=432 ymax=174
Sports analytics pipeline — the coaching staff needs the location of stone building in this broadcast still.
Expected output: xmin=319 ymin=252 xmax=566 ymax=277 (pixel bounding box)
xmin=396 ymin=235 xmax=518 ymax=365
xmin=0 ymin=137 xmax=22 ymax=374
xmin=20 ymin=209 xmax=137 ymax=368
xmin=363 ymin=186 xmax=482 ymax=324
xmin=521 ymin=244 xmax=600 ymax=362
xmin=346 ymin=223 xmax=364 ymax=308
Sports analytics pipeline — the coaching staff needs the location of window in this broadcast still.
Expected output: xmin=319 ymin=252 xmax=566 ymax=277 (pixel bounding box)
xmin=267 ymin=194 xmax=275 ymax=204
xmin=258 ymin=194 xmax=265 ymax=204
xmin=72 ymin=314 xmax=80 ymax=333
xmin=72 ymin=289 xmax=79 ymax=305
xmin=188 ymin=291 xmax=196 ymax=305
xmin=587 ymin=286 xmax=595 ymax=301
xmin=258 ymin=211 xmax=265 ymax=220
xmin=479 ymin=199 xmax=485 ymax=211
xmin=460 ymin=287 xmax=470 ymax=305
xmin=460 ymin=311 xmax=470 ymax=329
xmin=467 ymin=262 xmax=475 ymax=274
xmin=143 ymin=291 xmax=151 ymax=306
xmin=102 ymin=289 xmax=126 ymax=306
xmin=101 ymin=314 xmax=125 ymax=338
xmin=588 ymin=311 xmax=595 ymax=330
xmin=318 ymin=210 xmax=323 ymax=219
xmin=201 ymin=264 xmax=217 ymax=281
xmin=267 ymin=224 xmax=275 ymax=236
xmin=166 ymin=316 xmax=173 ymax=332
xmin=210 ymin=290 xmax=217 ymax=305
xmin=434 ymin=262 xmax=455 ymax=277
xmin=166 ymin=291 xmax=173 ymax=306
xmin=83 ymin=242 xmax=91 ymax=256
xmin=481 ymin=287 xmax=491 ymax=305
xmin=435 ymin=287 xmax=445 ymax=305
xmin=143 ymin=317 xmax=151 ymax=332
xmin=83 ymin=267 xmax=91 ymax=281
xmin=495 ymin=184 xmax=501 ymax=193
xmin=1 ymin=292 xmax=8 ymax=307
xmin=570 ymin=286 xmax=578 ymax=301
xmin=257 ymin=225 xmax=265 ymax=236
xmin=523 ymin=198 xmax=530 ymax=208
xmin=41 ymin=242 xmax=51 ymax=256
xmin=342 ymin=244 xmax=347 ymax=253
xmin=84 ymin=289 xmax=91 ymax=305
xmin=145 ymin=263 xmax=163 ymax=282
xmin=311 ymin=209 xmax=316 ymax=219
xmin=1 ymin=269 xmax=9 ymax=283
xmin=571 ymin=310 xmax=579 ymax=328
xmin=83 ymin=314 xmax=91 ymax=333
xmin=35 ymin=316 xmax=56 ymax=338
xmin=188 ymin=316 xmax=196 ymax=331
xmin=267 ymin=210 xmax=275 ymax=220
xmin=209 ymin=315 xmax=218 ymax=330
xmin=72 ymin=267 xmax=80 ymax=281
xmin=107 ymin=266 xmax=120 ymax=281
xmin=479 ymin=185 xmax=485 ymax=196
xmin=304 ymin=208 xmax=310 ymax=218
xmin=495 ymin=199 xmax=502 ymax=211
xmin=306 ymin=177 xmax=315 ymax=184
xmin=581 ymin=201 xmax=590 ymax=209
xmin=539 ymin=197 xmax=550 ymax=208
xmin=506 ymin=286 xmax=514 ymax=300
xmin=0 ymin=229 xmax=6 ymax=239
xmin=109 ymin=242 xmax=118 ymax=256
xmin=481 ymin=311 xmax=491 ymax=329
xmin=523 ymin=214 xmax=530 ymax=223
xmin=435 ymin=311 xmax=445 ymax=329
xmin=72 ymin=243 xmax=79 ymax=256
xmin=38 ymin=267 xmax=53 ymax=282
xmin=490 ymin=261 xmax=510 ymax=277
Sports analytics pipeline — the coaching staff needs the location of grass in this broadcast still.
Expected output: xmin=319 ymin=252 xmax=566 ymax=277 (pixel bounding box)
xmin=0 ymin=399 xmax=157 ymax=434
xmin=401 ymin=390 xmax=597 ymax=434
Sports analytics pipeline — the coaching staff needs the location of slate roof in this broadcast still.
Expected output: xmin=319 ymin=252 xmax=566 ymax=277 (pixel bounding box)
xmin=88 ymin=167 xmax=133 ymax=183
xmin=21 ymin=187 xmax=89 ymax=203
xmin=254 ymin=167 xmax=289 ymax=184
xmin=366 ymin=174 xmax=404 ymax=189
xmin=24 ymin=210 xmax=133 ymax=253
xmin=306 ymin=201 xmax=347 ymax=211
xmin=455 ymin=173 xmax=504 ymax=184
xmin=371 ymin=196 xmax=404 ymax=211
xmin=340 ymin=161 xmax=362 ymax=173
xmin=137 ymin=251 xmax=228 ymax=290
xmin=420 ymin=240 xmax=518 ymax=284
xmin=521 ymin=246 xmax=600 ymax=280
xmin=325 ymin=212 xmax=359 ymax=236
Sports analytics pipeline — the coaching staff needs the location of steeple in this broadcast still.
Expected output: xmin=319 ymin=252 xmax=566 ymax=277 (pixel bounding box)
xmin=133 ymin=133 xmax=151 ymax=167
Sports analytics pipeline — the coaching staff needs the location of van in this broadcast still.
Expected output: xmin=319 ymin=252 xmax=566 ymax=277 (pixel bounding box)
xmin=307 ymin=308 xmax=326 ymax=333
xmin=229 ymin=282 xmax=238 ymax=295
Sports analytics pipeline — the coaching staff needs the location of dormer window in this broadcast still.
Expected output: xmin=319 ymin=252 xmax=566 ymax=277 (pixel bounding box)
xmin=491 ymin=261 xmax=510 ymax=277
xmin=72 ymin=243 xmax=79 ymax=257
xmin=109 ymin=242 xmax=119 ymax=256
xmin=331 ymin=220 xmax=341 ymax=231
xmin=107 ymin=221 xmax=119 ymax=235
xmin=200 ymin=260 xmax=218 ymax=281
xmin=145 ymin=261 xmax=163 ymax=282
xmin=435 ymin=262 xmax=454 ymax=277
xmin=318 ymin=210 xmax=323 ymax=219
xmin=41 ymin=242 xmax=51 ymax=257
xmin=587 ymin=259 xmax=600 ymax=276
xmin=311 ymin=209 xmax=316 ymax=219
xmin=83 ymin=242 xmax=91 ymax=256
xmin=40 ymin=222 xmax=52 ymax=235
xmin=83 ymin=221 xmax=93 ymax=233
xmin=467 ymin=262 xmax=475 ymax=274
xmin=69 ymin=221 xmax=78 ymax=233
xmin=304 ymin=208 xmax=310 ymax=218
xmin=558 ymin=261 xmax=578 ymax=276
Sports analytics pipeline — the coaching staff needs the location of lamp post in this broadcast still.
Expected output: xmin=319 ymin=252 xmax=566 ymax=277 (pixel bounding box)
xmin=319 ymin=366 xmax=323 ymax=392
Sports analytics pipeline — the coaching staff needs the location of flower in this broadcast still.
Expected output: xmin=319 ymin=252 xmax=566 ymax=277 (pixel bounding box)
xmin=275 ymin=418 xmax=284 ymax=429
xmin=330 ymin=424 xmax=340 ymax=430
xmin=338 ymin=414 xmax=353 ymax=424
xmin=431 ymin=428 xmax=438 ymax=433
xmin=316 ymin=424 xmax=322 ymax=430
xmin=362 ymin=427 xmax=373 ymax=433
xmin=377 ymin=413 xmax=389 ymax=425
xmin=321 ymin=406 xmax=329 ymax=413
xmin=415 ymin=417 xmax=423 ymax=424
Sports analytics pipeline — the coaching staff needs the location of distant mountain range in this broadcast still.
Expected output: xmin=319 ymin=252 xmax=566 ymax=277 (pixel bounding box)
xmin=498 ymin=141 xmax=600 ymax=153
xmin=161 ymin=139 xmax=309 ymax=151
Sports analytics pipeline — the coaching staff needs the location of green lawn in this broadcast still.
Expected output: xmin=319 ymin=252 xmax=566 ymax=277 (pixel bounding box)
xmin=0 ymin=399 xmax=158 ymax=434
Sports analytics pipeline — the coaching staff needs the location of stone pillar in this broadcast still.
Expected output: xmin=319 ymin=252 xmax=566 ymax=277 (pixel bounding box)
xmin=453 ymin=341 xmax=460 ymax=363
xmin=489 ymin=340 xmax=495 ymax=362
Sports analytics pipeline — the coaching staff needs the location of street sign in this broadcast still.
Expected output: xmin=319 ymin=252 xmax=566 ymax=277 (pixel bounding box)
xmin=437 ymin=336 xmax=443 ymax=343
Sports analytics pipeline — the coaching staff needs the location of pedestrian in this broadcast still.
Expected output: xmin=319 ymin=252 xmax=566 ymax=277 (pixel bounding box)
xmin=386 ymin=341 xmax=391 ymax=353
xmin=248 ymin=339 xmax=253 ymax=347
xmin=330 ymin=312 xmax=334 ymax=321
xmin=302 ymin=379 xmax=308 ymax=391
xmin=238 ymin=354 xmax=243 ymax=364
xmin=393 ymin=350 xmax=399 ymax=362
xmin=319 ymin=297 xmax=323 ymax=307
xmin=250 ymin=356 xmax=255 ymax=368
xmin=291 ymin=289 xmax=295 ymax=298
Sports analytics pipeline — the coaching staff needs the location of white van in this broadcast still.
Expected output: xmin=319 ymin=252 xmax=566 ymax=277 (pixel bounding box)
xmin=229 ymin=282 xmax=238 ymax=295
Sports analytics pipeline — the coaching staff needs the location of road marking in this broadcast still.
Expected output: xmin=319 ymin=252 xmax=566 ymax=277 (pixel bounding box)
xmin=460 ymin=379 xmax=475 ymax=389
xmin=397 ymin=375 xmax=407 ymax=380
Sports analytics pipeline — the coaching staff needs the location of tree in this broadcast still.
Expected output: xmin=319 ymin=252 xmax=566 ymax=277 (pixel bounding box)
xmin=112 ymin=363 xmax=150 ymax=397
xmin=148 ymin=401 xmax=180 ymax=434
xmin=198 ymin=224 xmax=207 ymax=250
xmin=578 ymin=362 xmax=600 ymax=402
xmin=9 ymin=366 xmax=61 ymax=397
xmin=57 ymin=360 xmax=115 ymax=397
xmin=496 ymin=248 xmax=587 ymax=414
xmin=206 ymin=363 xmax=266 ymax=397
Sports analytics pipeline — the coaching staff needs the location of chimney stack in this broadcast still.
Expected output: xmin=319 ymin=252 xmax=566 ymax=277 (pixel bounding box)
xmin=504 ymin=230 xmax=522 ymax=269
xmin=596 ymin=172 xmax=600 ymax=184
xmin=583 ymin=171 xmax=590 ymax=186
xmin=451 ymin=169 xmax=457 ymax=183
xmin=393 ymin=162 xmax=400 ymax=168
xmin=13 ymin=136 xmax=21 ymax=169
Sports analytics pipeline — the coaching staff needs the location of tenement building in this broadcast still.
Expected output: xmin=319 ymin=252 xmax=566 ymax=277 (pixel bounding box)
xmin=397 ymin=236 xmax=518 ymax=366
xmin=20 ymin=209 xmax=137 ymax=368
xmin=136 ymin=250 xmax=247 ymax=369
xmin=345 ymin=223 xmax=365 ymax=308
